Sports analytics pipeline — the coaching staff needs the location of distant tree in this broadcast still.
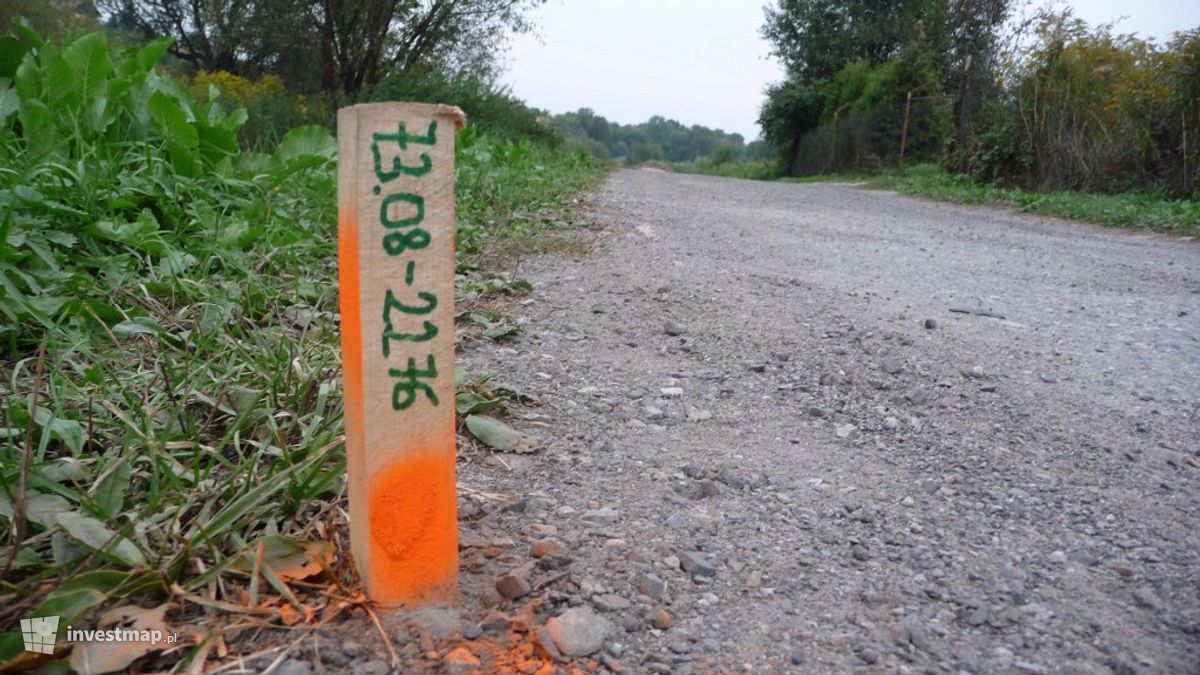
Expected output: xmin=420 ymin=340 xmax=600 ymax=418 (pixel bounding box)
xmin=1 ymin=0 xmax=98 ymax=37
xmin=552 ymin=110 xmax=749 ymax=165
xmin=97 ymin=0 xmax=544 ymax=97
xmin=711 ymin=141 xmax=735 ymax=165
xmin=759 ymin=0 xmax=1013 ymax=173
xmin=762 ymin=0 xmax=937 ymax=80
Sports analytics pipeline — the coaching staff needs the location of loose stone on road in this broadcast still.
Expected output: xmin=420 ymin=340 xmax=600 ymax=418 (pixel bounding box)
xmin=310 ymin=169 xmax=1197 ymax=673
xmin=456 ymin=170 xmax=1200 ymax=673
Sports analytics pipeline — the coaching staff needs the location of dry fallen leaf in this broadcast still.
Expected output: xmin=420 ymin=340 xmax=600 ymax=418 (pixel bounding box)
xmin=69 ymin=604 xmax=174 ymax=675
xmin=278 ymin=603 xmax=303 ymax=626
xmin=232 ymin=536 xmax=334 ymax=581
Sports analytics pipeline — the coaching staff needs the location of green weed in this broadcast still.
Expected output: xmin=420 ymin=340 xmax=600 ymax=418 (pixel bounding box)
xmin=0 ymin=24 xmax=603 ymax=670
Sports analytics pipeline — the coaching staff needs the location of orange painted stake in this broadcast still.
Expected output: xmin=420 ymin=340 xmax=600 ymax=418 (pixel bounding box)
xmin=337 ymin=102 xmax=466 ymax=606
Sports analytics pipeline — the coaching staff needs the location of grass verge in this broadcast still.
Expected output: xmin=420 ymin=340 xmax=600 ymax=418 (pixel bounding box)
xmin=857 ymin=164 xmax=1199 ymax=235
xmin=0 ymin=27 xmax=603 ymax=671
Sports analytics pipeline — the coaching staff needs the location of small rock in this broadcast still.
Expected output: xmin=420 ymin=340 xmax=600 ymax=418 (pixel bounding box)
xmin=881 ymin=357 xmax=904 ymax=374
xmin=661 ymin=386 xmax=684 ymax=397
xmin=789 ymin=649 xmax=806 ymax=665
xmin=664 ymin=320 xmax=686 ymax=336
xmin=546 ymin=607 xmax=611 ymax=657
xmin=965 ymin=605 xmax=990 ymax=626
xmin=717 ymin=467 xmax=748 ymax=489
xmin=643 ymin=405 xmax=666 ymax=420
xmin=963 ymin=366 xmax=985 ymax=379
xmin=806 ymin=405 xmax=828 ymax=418
xmin=443 ymin=647 xmax=480 ymax=674
xmin=652 ymin=607 xmax=672 ymax=629
xmin=1132 ymin=586 xmax=1163 ymax=611
xmin=695 ymin=480 xmax=721 ymax=499
xmin=678 ymin=551 xmax=717 ymax=577
xmin=685 ymin=406 xmax=713 ymax=421
xmin=350 ymin=660 xmax=389 ymax=675
xmin=924 ymin=318 xmax=938 ymax=329
xmin=639 ymin=573 xmax=667 ymax=600
xmin=463 ymin=624 xmax=483 ymax=640
xmin=593 ymin=594 xmax=632 ymax=612
xmin=835 ymin=423 xmax=858 ymax=439
xmin=582 ymin=507 xmax=620 ymax=523
xmin=275 ymin=660 xmax=313 ymax=675
xmin=531 ymin=626 xmax=562 ymax=662
xmin=496 ymin=574 xmax=531 ymax=599
xmin=1047 ymin=550 xmax=1068 ymax=565
xmin=531 ymin=539 xmax=561 ymax=558
xmin=481 ymin=611 xmax=509 ymax=634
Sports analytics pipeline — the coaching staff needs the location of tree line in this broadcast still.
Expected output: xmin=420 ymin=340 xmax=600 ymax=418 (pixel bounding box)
xmin=759 ymin=0 xmax=1200 ymax=197
xmin=2 ymin=0 xmax=550 ymax=148
xmin=551 ymin=108 xmax=772 ymax=165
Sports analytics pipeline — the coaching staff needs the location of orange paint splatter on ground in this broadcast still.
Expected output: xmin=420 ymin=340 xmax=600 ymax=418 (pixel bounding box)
xmin=367 ymin=451 xmax=458 ymax=604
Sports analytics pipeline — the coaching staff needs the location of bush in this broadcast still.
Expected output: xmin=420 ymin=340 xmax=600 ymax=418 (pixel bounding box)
xmin=965 ymin=17 xmax=1199 ymax=197
xmin=370 ymin=67 xmax=555 ymax=143
xmin=184 ymin=70 xmax=333 ymax=150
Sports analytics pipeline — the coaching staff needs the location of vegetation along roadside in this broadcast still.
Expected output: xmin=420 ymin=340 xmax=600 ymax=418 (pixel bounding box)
xmin=0 ymin=22 xmax=603 ymax=673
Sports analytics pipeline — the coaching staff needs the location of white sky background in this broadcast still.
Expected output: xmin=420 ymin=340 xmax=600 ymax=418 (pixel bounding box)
xmin=501 ymin=0 xmax=1200 ymax=141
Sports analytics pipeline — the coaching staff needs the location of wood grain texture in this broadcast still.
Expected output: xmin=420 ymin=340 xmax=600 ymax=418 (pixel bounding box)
xmin=337 ymin=102 xmax=465 ymax=606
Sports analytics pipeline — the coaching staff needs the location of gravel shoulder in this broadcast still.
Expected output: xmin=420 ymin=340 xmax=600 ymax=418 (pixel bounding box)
xmin=306 ymin=169 xmax=1200 ymax=674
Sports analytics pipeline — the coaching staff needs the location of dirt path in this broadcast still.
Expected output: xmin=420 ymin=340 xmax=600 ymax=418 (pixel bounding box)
xmin=300 ymin=170 xmax=1199 ymax=674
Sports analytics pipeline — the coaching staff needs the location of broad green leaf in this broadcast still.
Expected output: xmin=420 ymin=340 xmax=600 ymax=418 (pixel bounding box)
xmin=148 ymin=91 xmax=197 ymax=175
xmin=0 ymin=36 xmax=26 ymax=79
xmin=134 ymin=37 xmax=172 ymax=73
xmin=0 ymin=86 xmax=17 ymax=125
xmin=0 ymin=634 xmax=34 ymax=671
xmin=33 ymin=407 xmax=84 ymax=454
xmin=63 ymin=32 xmax=112 ymax=99
xmin=112 ymin=316 xmax=164 ymax=336
xmin=9 ymin=17 xmax=45 ymax=50
xmin=13 ymin=52 xmax=37 ymax=100
xmin=87 ymin=209 xmax=161 ymax=250
xmin=273 ymin=124 xmax=335 ymax=163
xmin=18 ymin=98 xmax=58 ymax=158
xmin=52 ymin=531 xmax=89 ymax=565
xmin=196 ymin=121 xmax=238 ymax=165
xmin=234 ymin=151 xmax=272 ymax=176
xmin=43 ymin=50 xmax=80 ymax=112
xmin=93 ymin=457 xmax=131 ymax=518
xmin=455 ymin=391 xmax=504 ymax=415
xmin=55 ymin=511 xmax=146 ymax=567
xmin=465 ymin=414 xmax=540 ymax=453
xmin=0 ymin=489 xmax=71 ymax=527
xmin=2 ymin=546 xmax=42 ymax=569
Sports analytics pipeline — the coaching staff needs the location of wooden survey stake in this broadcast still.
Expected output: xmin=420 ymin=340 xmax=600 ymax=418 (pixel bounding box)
xmin=337 ymin=102 xmax=466 ymax=606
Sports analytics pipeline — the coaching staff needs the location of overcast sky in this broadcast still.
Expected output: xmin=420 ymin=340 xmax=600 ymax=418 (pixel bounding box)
xmin=502 ymin=0 xmax=1200 ymax=140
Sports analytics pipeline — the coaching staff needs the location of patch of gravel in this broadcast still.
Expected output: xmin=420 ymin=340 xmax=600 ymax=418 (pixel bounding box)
xmin=308 ymin=170 xmax=1200 ymax=673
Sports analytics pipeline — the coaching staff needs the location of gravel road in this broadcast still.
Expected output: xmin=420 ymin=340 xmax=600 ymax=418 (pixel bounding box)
xmin=302 ymin=170 xmax=1200 ymax=674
